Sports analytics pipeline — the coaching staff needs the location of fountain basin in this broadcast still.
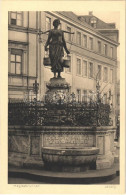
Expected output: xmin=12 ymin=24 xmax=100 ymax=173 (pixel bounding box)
xmin=42 ymin=147 xmax=99 ymax=172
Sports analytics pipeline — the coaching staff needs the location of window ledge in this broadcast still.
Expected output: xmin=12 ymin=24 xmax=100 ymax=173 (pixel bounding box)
xmin=103 ymin=80 xmax=108 ymax=83
xmin=76 ymin=74 xmax=82 ymax=77
xmin=65 ymin=71 xmax=71 ymax=74
xmin=67 ymin=41 xmax=117 ymax=61
xmin=8 ymin=73 xmax=22 ymax=76
xmin=88 ymin=77 xmax=94 ymax=80
xmin=8 ymin=40 xmax=28 ymax=46
xmin=82 ymin=75 xmax=88 ymax=78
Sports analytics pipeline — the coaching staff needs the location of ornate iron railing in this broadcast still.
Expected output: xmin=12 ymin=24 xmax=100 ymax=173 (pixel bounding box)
xmin=8 ymin=100 xmax=111 ymax=126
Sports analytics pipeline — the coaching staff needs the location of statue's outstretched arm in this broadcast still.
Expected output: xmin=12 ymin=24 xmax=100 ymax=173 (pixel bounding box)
xmin=40 ymin=30 xmax=74 ymax=34
xmin=63 ymin=30 xmax=74 ymax=34
xmin=41 ymin=30 xmax=50 ymax=34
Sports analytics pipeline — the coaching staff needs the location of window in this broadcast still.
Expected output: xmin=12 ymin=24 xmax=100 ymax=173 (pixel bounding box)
xmin=67 ymin=26 xmax=71 ymax=41
xmin=65 ymin=55 xmax=71 ymax=73
xmin=77 ymin=32 xmax=81 ymax=45
xmin=90 ymin=17 xmax=97 ymax=28
xmin=110 ymin=69 xmax=113 ymax=83
xmin=89 ymin=37 xmax=93 ymax=50
xmin=97 ymin=65 xmax=102 ymax=80
xmin=77 ymin=89 xmax=81 ymax=102
xmin=103 ymin=44 xmax=107 ymax=56
xmin=89 ymin=62 xmax=93 ymax=78
xmin=11 ymin=12 xmax=23 ymax=26
xmin=110 ymin=47 xmax=113 ymax=58
xmin=46 ymin=17 xmax=51 ymax=31
xmin=83 ymin=35 xmax=87 ymax=48
xmin=103 ymin=67 xmax=108 ymax=82
xmin=59 ymin=23 xmax=62 ymax=30
xmin=82 ymin=60 xmax=87 ymax=77
xmin=82 ymin=90 xmax=87 ymax=102
xmin=10 ymin=49 xmax=22 ymax=74
xmin=103 ymin=94 xmax=107 ymax=104
xmin=117 ymin=94 xmax=120 ymax=105
xmin=77 ymin=58 xmax=81 ymax=75
xmin=98 ymin=41 xmax=101 ymax=53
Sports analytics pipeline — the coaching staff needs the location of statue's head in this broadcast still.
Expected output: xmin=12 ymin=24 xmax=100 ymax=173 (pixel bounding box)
xmin=53 ymin=19 xmax=61 ymax=27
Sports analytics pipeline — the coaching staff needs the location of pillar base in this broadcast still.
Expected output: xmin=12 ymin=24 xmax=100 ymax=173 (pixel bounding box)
xmin=96 ymin=153 xmax=114 ymax=170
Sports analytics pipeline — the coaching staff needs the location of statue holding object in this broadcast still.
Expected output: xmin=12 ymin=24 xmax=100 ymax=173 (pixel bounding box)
xmin=43 ymin=19 xmax=74 ymax=78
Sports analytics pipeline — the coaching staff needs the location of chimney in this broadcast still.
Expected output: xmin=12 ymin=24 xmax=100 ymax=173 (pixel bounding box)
xmin=89 ymin=11 xmax=93 ymax=16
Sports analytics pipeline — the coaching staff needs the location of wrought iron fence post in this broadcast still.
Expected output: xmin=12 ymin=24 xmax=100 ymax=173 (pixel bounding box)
xmin=33 ymin=80 xmax=39 ymax=101
xmin=96 ymin=102 xmax=99 ymax=126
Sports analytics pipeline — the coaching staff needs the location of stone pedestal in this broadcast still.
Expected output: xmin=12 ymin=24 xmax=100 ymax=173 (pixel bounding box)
xmin=45 ymin=77 xmax=70 ymax=104
xmin=114 ymin=141 xmax=120 ymax=163
xmin=95 ymin=127 xmax=115 ymax=169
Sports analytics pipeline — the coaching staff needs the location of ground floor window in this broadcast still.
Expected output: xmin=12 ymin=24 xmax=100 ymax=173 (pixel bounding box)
xmin=77 ymin=89 xmax=81 ymax=102
xmin=10 ymin=49 xmax=22 ymax=74
xmin=82 ymin=90 xmax=87 ymax=102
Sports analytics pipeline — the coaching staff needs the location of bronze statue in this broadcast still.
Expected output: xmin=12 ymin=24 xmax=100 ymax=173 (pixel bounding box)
xmin=44 ymin=19 xmax=74 ymax=78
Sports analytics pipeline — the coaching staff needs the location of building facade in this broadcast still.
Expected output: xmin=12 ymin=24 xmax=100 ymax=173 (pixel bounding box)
xmin=8 ymin=11 xmax=119 ymax=125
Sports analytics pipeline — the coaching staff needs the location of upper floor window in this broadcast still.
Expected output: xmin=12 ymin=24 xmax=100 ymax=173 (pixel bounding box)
xmin=98 ymin=41 xmax=101 ymax=53
xmin=82 ymin=60 xmax=87 ymax=77
xmin=10 ymin=49 xmax=22 ymax=74
xmin=110 ymin=47 xmax=113 ymax=58
xmin=59 ymin=23 xmax=62 ymax=30
xmin=65 ymin=55 xmax=71 ymax=73
xmin=77 ymin=32 xmax=81 ymax=45
xmin=11 ymin=12 xmax=23 ymax=26
xmin=110 ymin=69 xmax=113 ymax=83
xmin=89 ymin=37 xmax=93 ymax=50
xmin=46 ymin=17 xmax=51 ymax=31
xmin=83 ymin=35 xmax=87 ymax=48
xmin=103 ymin=67 xmax=108 ymax=82
xmin=76 ymin=58 xmax=81 ymax=75
xmin=97 ymin=65 xmax=102 ymax=80
xmin=89 ymin=62 xmax=93 ymax=78
xmin=117 ymin=94 xmax=120 ymax=105
xmin=67 ymin=26 xmax=71 ymax=42
xmin=103 ymin=44 xmax=107 ymax=56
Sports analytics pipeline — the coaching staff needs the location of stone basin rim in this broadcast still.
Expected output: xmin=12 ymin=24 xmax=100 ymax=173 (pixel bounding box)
xmin=42 ymin=147 xmax=98 ymax=150
xmin=42 ymin=147 xmax=99 ymax=155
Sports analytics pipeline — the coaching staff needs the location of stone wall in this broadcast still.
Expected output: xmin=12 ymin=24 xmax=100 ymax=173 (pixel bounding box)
xmin=8 ymin=125 xmax=116 ymax=169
